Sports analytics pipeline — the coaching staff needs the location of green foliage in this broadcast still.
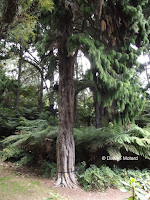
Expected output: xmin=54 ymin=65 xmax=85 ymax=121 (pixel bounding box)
xmin=0 ymin=107 xmax=19 ymax=138
xmin=136 ymin=100 xmax=150 ymax=128
xmin=41 ymin=161 xmax=57 ymax=178
xmin=75 ymin=161 xmax=86 ymax=175
xmin=75 ymin=124 xmax=150 ymax=161
xmin=40 ymin=111 xmax=58 ymax=126
xmin=113 ymin=167 xmax=150 ymax=185
xmin=121 ymin=177 xmax=150 ymax=200
xmin=1 ymin=118 xmax=150 ymax=165
xmin=77 ymin=164 xmax=150 ymax=193
xmin=38 ymin=0 xmax=54 ymax=12
xmin=8 ymin=0 xmax=54 ymax=45
xmin=68 ymin=34 xmax=145 ymax=125
xmin=0 ymin=0 xmax=18 ymax=33
xmin=10 ymin=14 xmax=37 ymax=46
xmin=0 ymin=145 xmax=23 ymax=161
xmin=77 ymin=164 xmax=120 ymax=191
xmin=0 ymin=117 xmax=57 ymax=165
xmin=17 ymin=107 xmax=39 ymax=120
xmin=0 ymin=66 xmax=17 ymax=107
xmin=1 ymin=0 xmax=149 ymax=191
xmin=77 ymin=91 xmax=95 ymax=126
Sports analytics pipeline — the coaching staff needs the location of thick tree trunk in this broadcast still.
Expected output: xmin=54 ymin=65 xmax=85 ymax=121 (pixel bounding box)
xmin=56 ymin=37 xmax=77 ymax=188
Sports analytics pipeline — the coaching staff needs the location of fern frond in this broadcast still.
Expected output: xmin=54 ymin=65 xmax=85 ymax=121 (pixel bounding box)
xmin=2 ymin=134 xmax=27 ymax=145
xmin=107 ymin=147 xmax=122 ymax=161
xmin=115 ymin=134 xmax=131 ymax=144
xmin=126 ymin=125 xmax=148 ymax=138
xmin=123 ymin=144 xmax=139 ymax=155
xmin=11 ymin=134 xmax=32 ymax=147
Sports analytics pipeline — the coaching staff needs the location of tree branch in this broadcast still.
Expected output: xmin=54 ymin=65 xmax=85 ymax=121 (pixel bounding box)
xmin=75 ymin=79 xmax=94 ymax=95
xmin=23 ymin=57 xmax=43 ymax=75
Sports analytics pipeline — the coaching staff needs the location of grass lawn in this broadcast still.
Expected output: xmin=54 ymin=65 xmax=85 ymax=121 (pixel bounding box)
xmin=0 ymin=162 xmax=62 ymax=200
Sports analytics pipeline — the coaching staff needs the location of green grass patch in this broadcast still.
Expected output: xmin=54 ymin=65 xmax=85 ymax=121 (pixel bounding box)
xmin=0 ymin=162 xmax=62 ymax=200
xmin=31 ymin=180 xmax=41 ymax=186
xmin=0 ymin=176 xmax=30 ymax=196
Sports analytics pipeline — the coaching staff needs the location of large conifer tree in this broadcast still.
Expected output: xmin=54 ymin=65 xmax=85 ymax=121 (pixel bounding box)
xmin=2 ymin=0 xmax=148 ymax=188
xmin=35 ymin=0 xmax=150 ymax=188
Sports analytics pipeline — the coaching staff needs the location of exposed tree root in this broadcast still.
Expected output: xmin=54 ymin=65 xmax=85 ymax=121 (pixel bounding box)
xmin=55 ymin=173 xmax=78 ymax=189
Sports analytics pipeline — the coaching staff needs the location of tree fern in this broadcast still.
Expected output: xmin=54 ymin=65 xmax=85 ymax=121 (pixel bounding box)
xmin=75 ymin=124 xmax=150 ymax=161
xmin=1 ymin=118 xmax=150 ymax=164
xmin=0 ymin=117 xmax=57 ymax=164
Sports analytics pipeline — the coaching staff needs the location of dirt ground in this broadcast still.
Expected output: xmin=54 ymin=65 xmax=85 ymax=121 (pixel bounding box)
xmin=42 ymin=179 xmax=131 ymax=200
xmin=0 ymin=161 xmax=131 ymax=200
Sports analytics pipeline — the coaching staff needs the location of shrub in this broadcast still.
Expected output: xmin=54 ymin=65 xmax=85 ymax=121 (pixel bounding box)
xmin=77 ymin=164 xmax=121 ymax=191
xmin=121 ymin=177 xmax=150 ymax=200
xmin=77 ymin=164 xmax=150 ymax=192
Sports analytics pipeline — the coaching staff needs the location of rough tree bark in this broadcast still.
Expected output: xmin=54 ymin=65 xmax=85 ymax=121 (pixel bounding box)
xmin=55 ymin=0 xmax=104 ymax=188
xmin=56 ymin=41 xmax=77 ymax=188
xmin=55 ymin=22 xmax=78 ymax=187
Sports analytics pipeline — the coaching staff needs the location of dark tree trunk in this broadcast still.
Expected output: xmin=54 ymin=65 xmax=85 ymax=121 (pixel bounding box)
xmin=93 ymin=89 xmax=106 ymax=128
xmin=99 ymin=101 xmax=105 ymax=124
xmin=49 ymin=70 xmax=55 ymax=114
xmin=56 ymin=37 xmax=77 ymax=188
xmin=91 ymin=67 xmax=107 ymax=128
xmin=92 ymin=87 xmax=101 ymax=128
xmin=91 ymin=67 xmax=102 ymax=128
xmin=38 ymin=71 xmax=44 ymax=113
xmin=14 ymin=46 xmax=23 ymax=111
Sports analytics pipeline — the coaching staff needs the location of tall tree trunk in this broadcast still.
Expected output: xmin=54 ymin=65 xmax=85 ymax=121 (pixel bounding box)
xmin=99 ymin=101 xmax=105 ymax=125
xmin=92 ymin=89 xmax=107 ymax=128
xmin=92 ymin=87 xmax=101 ymax=128
xmin=56 ymin=37 xmax=77 ymax=188
xmin=49 ymin=70 xmax=55 ymax=115
xmin=91 ymin=67 xmax=107 ymax=128
xmin=14 ymin=46 xmax=23 ymax=111
xmin=38 ymin=71 xmax=44 ymax=113
xmin=91 ymin=68 xmax=102 ymax=128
